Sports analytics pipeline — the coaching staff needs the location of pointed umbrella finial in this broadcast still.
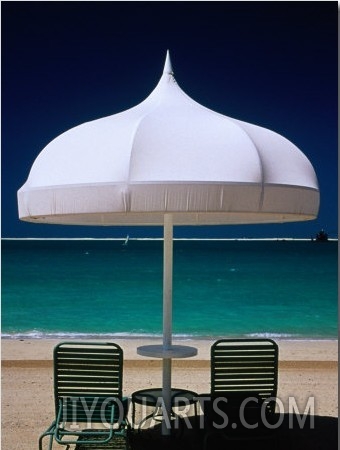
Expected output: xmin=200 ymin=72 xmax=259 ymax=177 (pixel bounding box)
xmin=163 ymin=50 xmax=174 ymax=75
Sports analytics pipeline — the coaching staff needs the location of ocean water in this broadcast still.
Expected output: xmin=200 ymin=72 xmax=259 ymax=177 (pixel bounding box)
xmin=1 ymin=239 xmax=338 ymax=339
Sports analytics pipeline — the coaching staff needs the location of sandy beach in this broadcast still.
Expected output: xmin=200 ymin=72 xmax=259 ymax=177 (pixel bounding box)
xmin=2 ymin=338 xmax=338 ymax=449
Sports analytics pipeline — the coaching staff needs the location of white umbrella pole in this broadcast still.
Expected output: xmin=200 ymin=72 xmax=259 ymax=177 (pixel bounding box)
xmin=162 ymin=213 xmax=173 ymax=436
xmin=137 ymin=213 xmax=196 ymax=435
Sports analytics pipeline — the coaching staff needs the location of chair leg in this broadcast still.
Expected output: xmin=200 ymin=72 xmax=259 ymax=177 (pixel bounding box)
xmin=39 ymin=422 xmax=56 ymax=450
xmin=39 ymin=431 xmax=54 ymax=450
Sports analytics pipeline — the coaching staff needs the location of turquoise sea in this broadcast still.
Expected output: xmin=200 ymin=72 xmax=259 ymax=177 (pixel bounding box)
xmin=1 ymin=239 xmax=338 ymax=339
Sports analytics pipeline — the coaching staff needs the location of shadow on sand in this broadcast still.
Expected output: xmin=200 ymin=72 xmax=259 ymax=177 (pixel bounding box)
xmin=128 ymin=414 xmax=338 ymax=450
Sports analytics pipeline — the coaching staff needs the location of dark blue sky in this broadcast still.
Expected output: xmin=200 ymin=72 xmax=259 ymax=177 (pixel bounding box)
xmin=2 ymin=2 xmax=338 ymax=239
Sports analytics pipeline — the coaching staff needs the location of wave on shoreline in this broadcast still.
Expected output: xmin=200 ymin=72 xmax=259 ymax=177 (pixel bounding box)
xmin=1 ymin=330 xmax=337 ymax=341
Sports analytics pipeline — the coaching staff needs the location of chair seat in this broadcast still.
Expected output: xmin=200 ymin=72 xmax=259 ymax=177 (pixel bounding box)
xmin=74 ymin=429 xmax=127 ymax=449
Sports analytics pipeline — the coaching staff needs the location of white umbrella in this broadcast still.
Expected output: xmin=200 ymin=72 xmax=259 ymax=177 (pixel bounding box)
xmin=18 ymin=51 xmax=319 ymax=435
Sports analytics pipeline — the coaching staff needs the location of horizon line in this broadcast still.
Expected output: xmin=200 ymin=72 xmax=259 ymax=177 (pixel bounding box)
xmin=2 ymin=237 xmax=338 ymax=241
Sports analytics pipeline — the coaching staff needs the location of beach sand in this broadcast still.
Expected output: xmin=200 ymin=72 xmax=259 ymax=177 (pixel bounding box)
xmin=1 ymin=338 xmax=338 ymax=449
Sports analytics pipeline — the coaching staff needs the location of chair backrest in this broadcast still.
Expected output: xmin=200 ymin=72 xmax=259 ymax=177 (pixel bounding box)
xmin=211 ymin=339 xmax=278 ymax=403
xmin=53 ymin=342 xmax=123 ymax=422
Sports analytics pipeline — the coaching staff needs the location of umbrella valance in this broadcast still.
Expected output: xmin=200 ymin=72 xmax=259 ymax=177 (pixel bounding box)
xmin=18 ymin=51 xmax=319 ymax=225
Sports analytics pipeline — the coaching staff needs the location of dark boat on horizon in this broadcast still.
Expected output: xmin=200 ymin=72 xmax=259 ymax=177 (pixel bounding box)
xmin=312 ymin=229 xmax=329 ymax=242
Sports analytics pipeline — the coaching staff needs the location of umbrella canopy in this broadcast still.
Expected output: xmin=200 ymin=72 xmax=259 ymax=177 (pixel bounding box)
xmin=18 ymin=51 xmax=319 ymax=225
xmin=18 ymin=51 xmax=319 ymax=435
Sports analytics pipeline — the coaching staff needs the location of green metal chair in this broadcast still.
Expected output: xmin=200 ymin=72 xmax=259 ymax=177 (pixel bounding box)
xmin=39 ymin=341 xmax=129 ymax=450
xmin=201 ymin=339 xmax=279 ymax=448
